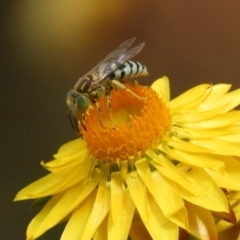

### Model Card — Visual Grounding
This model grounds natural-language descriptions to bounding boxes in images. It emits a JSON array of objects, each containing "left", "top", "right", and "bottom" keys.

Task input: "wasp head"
[
  {"left": 66, "top": 90, "right": 90, "bottom": 114},
  {"left": 66, "top": 90, "right": 90, "bottom": 134}
]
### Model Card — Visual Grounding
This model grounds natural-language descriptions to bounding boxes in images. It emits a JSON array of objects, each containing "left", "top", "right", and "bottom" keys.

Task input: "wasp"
[{"left": 66, "top": 37, "right": 148, "bottom": 134}]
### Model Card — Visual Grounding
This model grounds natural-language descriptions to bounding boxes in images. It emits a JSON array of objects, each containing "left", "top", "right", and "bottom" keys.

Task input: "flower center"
[{"left": 81, "top": 82, "right": 172, "bottom": 163}]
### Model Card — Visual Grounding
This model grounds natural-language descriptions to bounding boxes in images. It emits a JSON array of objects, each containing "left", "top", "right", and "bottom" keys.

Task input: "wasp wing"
[
  {"left": 98, "top": 41, "right": 145, "bottom": 81},
  {"left": 73, "top": 38, "right": 145, "bottom": 89},
  {"left": 94, "top": 37, "right": 136, "bottom": 70}
]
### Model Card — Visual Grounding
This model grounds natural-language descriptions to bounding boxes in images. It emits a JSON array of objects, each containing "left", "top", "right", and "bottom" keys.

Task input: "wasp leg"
[
  {"left": 93, "top": 100, "right": 104, "bottom": 127},
  {"left": 106, "top": 92, "right": 115, "bottom": 129},
  {"left": 111, "top": 80, "right": 148, "bottom": 100},
  {"left": 67, "top": 110, "right": 86, "bottom": 138},
  {"left": 80, "top": 115, "right": 87, "bottom": 131}
]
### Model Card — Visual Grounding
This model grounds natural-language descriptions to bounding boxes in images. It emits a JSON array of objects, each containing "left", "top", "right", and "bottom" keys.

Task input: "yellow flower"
[{"left": 15, "top": 77, "right": 240, "bottom": 240}]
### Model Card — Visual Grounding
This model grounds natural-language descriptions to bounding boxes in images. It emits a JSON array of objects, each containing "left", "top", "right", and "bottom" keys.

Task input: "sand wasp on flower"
[{"left": 66, "top": 37, "right": 149, "bottom": 135}]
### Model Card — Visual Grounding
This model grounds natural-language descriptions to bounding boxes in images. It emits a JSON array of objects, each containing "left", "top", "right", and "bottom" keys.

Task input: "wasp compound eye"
[{"left": 76, "top": 94, "right": 90, "bottom": 112}]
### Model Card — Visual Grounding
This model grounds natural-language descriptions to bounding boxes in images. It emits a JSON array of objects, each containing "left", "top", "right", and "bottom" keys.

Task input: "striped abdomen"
[{"left": 107, "top": 60, "right": 148, "bottom": 80}]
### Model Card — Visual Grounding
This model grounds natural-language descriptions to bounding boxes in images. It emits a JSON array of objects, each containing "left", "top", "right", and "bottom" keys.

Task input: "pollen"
[{"left": 81, "top": 82, "right": 172, "bottom": 163}]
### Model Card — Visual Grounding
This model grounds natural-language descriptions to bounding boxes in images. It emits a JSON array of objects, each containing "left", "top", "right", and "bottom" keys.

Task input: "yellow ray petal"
[
  {"left": 135, "top": 159, "right": 188, "bottom": 230},
  {"left": 27, "top": 169, "right": 101, "bottom": 239},
  {"left": 216, "top": 133, "right": 240, "bottom": 143},
  {"left": 181, "top": 111, "right": 240, "bottom": 129},
  {"left": 174, "top": 104, "right": 227, "bottom": 123},
  {"left": 81, "top": 165, "right": 110, "bottom": 240},
  {"left": 108, "top": 188, "right": 135, "bottom": 240},
  {"left": 205, "top": 156, "right": 240, "bottom": 190},
  {"left": 199, "top": 88, "right": 240, "bottom": 113},
  {"left": 151, "top": 76, "right": 170, "bottom": 102},
  {"left": 161, "top": 143, "right": 225, "bottom": 174},
  {"left": 225, "top": 123, "right": 240, "bottom": 132},
  {"left": 217, "top": 221, "right": 240, "bottom": 240},
  {"left": 93, "top": 216, "right": 108, "bottom": 240},
  {"left": 146, "top": 150, "right": 192, "bottom": 191},
  {"left": 60, "top": 189, "right": 97, "bottom": 240},
  {"left": 127, "top": 172, "right": 178, "bottom": 240},
  {"left": 26, "top": 191, "right": 65, "bottom": 240},
  {"left": 202, "top": 84, "right": 232, "bottom": 103},
  {"left": 110, "top": 172, "right": 124, "bottom": 222},
  {"left": 212, "top": 194, "right": 237, "bottom": 224},
  {"left": 191, "top": 138, "right": 240, "bottom": 156},
  {"left": 14, "top": 167, "right": 86, "bottom": 200},
  {"left": 227, "top": 197, "right": 240, "bottom": 221},
  {"left": 227, "top": 191, "right": 240, "bottom": 201},
  {"left": 177, "top": 165, "right": 228, "bottom": 212},
  {"left": 41, "top": 147, "right": 90, "bottom": 173},
  {"left": 53, "top": 138, "right": 86, "bottom": 159},
  {"left": 185, "top": 201, "right": 218, "bottom": 240},
  {"left": 169, "top": 84, "right": 210, "bottom": 110},
  {"left": 166, "top": 137, "right": 212, "bottom": 153},
  {"left": 129, "top": 211, "right": 152, "bottom": 240},
  {"left": 172, "top": 126, "right": 239, "bottom": 139},
  {"left": 119, "top": 159, "right": 129, "bottom": 182}
]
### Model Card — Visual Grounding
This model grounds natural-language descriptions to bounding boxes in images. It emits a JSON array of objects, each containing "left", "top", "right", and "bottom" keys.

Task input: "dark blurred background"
[{"left": 1, "top": 0, "right": 240, "bottom": 239}]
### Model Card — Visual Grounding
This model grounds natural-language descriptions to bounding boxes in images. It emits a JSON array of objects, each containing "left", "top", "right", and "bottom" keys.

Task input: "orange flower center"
[{"left": 81, "top": 82, "right": 172, "bottom": 163}]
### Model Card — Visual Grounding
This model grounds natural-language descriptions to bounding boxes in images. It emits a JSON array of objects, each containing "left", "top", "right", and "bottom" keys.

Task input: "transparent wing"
[
  {"left": 98, "top": 41, "right": 145, "bottom": 80},
  {"left": 73, "top": 38, "right": 145, "bottom": 89},
  {"left": 94, "top": 37, "right": 136, "bottom": 69}
]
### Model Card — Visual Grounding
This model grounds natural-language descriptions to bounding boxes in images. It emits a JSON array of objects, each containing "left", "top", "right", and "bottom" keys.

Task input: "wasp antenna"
[{"left": 67, "top": 110, "right": 80, "bottom": 134}]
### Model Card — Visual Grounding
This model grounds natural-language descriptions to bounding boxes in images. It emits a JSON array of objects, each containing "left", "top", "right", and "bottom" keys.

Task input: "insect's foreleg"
[{"left": 111, "top": 80, "right": 148, "bottom": 100}]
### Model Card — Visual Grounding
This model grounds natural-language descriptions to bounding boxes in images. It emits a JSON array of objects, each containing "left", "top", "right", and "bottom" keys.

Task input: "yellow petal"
[
  {"left": 108, "top": 188, "right": 135, "bottom": 240},
  {"left": 199, "top": 88, "right": 240, "bottom": 113},
  {"left": 216, "top": 133, "right": 240, "bottom": 143},
  {"left": 135, "top": 159, "right": 188, "bottom": 230},
  {"left": 120, "top": 160, "right": 129, "bottom": 182},
  {"left": 202, "top": 84, "right": 232, "bottom": 103},
  {"left": 27, "top": 169, "right": 101, "bottom": 239},
  {"left": 205, "top": 156, "right": 240, "bottom": 190},
  {"left": 41, "top": 147, "right": 90, "bottom": 173},
  {"left": 60, "top": 189, "right": 97, "bottom": 240},
  {"left": 151, "top": 76, "right": 170, "bottom": 102},
  {"left": 217, "top": 222, "right": 240, "bottom": 240},
  {"left": 129, "top": 211, "right": 152, "bottom": 240},
  {"left": 212, "top": 194, "right": 237, "bottom": 224},
  {"left": 166, "top": 137, "right": 212, "bottom": 153},
  {"left": 53, "top": 138, "right": 86, "bottom": 159},
  {"left": 81, "top": 165, "right": 110, "bottom": 240},
  {"left": 169, "top": 84, "right": 210, "bottom": 110},
  {"left": 110, "top": 172, "right": 125, "bottom": 222},
  {"left": 93, "top": 216, "right": 108, "bottom": 240},
  {"left": 146, "top": 150, "right": 192, "bottom": 190},
  {"left": 174, "top": 104, "right": 227, "bottom": 123},
  {"left": 14, "top": 167, "right": 85, "bottom": 200},
  {"left": 217, "top": 191, "right": 240, "bottom": 240},
  {"left": 185, "top": 201, "right": 218, "bottom": 240},
  {"left": 177, "top": 165, "right": 229, "bottom": 212},
  {"left": 26, "top": 191, "right": 64, "bottom": 240},
  {"left": 127, "top": 172, "right": 178, "bottom": 240},
  {"left": 161, "top": 142, "right": 225, "bottom": 174},
  {"left": 181, "top": 111, "right": 240, "bottom": 129},
  {"left": 172, "top": 126, "right": 239, "bottom": 139},
  {"left": 192, "top": 138, "right": 240, "bottom": 156}
]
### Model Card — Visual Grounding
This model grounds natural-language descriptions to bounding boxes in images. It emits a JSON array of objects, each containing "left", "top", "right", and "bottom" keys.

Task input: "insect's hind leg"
[{"left": 111, "top": 80, "right": 148, "bottom": 100}]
